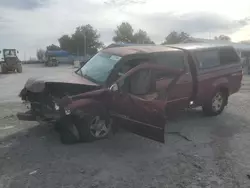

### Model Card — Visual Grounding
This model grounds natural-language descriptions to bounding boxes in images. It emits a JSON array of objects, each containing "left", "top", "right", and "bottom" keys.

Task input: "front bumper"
[
  {"left": 16, "top": 101, "right": 62, "bottom": 122},
  {"left": 16, "top": 110, "right": 61, "bottom": 122}
]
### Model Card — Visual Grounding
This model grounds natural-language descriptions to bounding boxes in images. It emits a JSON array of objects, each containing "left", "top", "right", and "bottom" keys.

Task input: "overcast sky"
[{"left": 1, "top": 0, "right": 250, "bottom": 60}]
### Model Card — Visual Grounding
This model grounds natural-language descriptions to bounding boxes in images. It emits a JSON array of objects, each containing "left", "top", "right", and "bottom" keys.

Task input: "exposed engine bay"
[{"left": 19, "top": 78, "right": 100, "bottom": 122}]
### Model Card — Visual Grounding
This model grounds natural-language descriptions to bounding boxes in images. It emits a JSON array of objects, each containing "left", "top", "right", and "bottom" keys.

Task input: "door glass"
[
  {"left": 219, "top": 47, "right": 240, "bottom": 65},
  {"left": 156, "top": 51, "right": 185, "bottom": 70},
  {"left": 195, "top": 50, "right": 220, "bottom": 69},
  {"left": 3, "top": 50, "right": 16, "bottom": 58},
  {"left": 118, "top": 58, "right": 149, "bottom": 77}
]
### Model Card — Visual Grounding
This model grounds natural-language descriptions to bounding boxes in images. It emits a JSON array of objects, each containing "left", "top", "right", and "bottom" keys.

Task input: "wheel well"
[
  {"left": 219, "top": 87, "right": 229, "bottom": 105},
  {"left": 219, "top": 87, "right": 229, "bottom": 95}
]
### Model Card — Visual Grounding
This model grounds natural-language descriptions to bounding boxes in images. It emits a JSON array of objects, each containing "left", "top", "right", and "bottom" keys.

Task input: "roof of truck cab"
[
  {"left": 101, "top": 45, "right": 182, "bottom": 56},
  {"left": 165, "top": 43, "right": 234, "bottom": 51}
]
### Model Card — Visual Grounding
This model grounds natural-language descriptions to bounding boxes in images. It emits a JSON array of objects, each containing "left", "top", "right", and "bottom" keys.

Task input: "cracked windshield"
[{"left": 0, "top": 0, "right": 250, "bottom": 187}]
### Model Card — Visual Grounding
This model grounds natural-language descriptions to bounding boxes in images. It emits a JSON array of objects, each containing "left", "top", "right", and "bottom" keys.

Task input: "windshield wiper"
[
  {"left": 75, "top": 68, "right": 83, "bottom": 77},
  {"left": 79, "top": 69, "right": 84, "bottom": 77}
]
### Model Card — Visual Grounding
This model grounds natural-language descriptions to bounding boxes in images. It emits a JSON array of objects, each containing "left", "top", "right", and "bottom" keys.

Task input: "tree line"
[{"left": 37, "top": 22, "right": 231, "bottom": 60}]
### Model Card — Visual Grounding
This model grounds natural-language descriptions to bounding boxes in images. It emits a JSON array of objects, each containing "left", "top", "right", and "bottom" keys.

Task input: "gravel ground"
[{"left": 1, "top": 64, "right": 250, "bottom": 188}]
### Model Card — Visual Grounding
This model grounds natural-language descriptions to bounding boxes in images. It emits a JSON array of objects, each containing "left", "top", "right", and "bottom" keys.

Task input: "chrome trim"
[
  {"left": 110, "top": 112, "right": 163, "bottom": 130},
  {"left": 167, "top": 97, "right": 189, "bottom": 103}
]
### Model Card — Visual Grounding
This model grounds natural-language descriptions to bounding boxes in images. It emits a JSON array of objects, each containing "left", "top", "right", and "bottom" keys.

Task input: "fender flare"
[
  {"left": 203, "top": 78, "right": 229, "bottom": 104},
  {"left": 212, "top": 78, "right": 229, "bottom": 96}
]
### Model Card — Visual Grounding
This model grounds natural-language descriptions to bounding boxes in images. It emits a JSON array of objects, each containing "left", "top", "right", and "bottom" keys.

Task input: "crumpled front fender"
[
  {"left": 67, "top": 99, "right": 108, "bottom": 118},
  {"left": 24, "top": 77, "right": 46, "bottom": 93}
]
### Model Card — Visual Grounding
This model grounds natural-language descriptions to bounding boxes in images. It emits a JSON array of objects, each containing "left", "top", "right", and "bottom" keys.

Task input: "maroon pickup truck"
[{"left": 17, "top": 43, "right": 242, "bottom": 144}]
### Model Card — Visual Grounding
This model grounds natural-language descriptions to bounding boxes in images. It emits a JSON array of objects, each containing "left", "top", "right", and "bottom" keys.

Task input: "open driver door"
[{"left": 109, "top": 63, "right": 184, "bottom": 143}]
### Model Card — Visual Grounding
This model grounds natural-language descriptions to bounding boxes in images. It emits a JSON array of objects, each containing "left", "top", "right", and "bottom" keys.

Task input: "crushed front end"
[
  {"left": 17, "top": 87, "right": 65, "bottom": 123},
  {"left": 16, "top": 76, "right": 100, "bottom": 123}
]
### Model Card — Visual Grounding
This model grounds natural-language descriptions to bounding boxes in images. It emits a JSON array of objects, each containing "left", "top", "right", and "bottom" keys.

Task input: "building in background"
[
  {"left": 45, "top": 50, "right": 91, "bottom": 65},
  {"left": 45, "top": 50, "right": 72, "bottom": 64}
]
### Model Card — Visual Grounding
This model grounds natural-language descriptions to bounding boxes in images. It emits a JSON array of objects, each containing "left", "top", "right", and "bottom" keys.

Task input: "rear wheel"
[
  {"left": 47, "top": 61, "right": 52, "bottom": 67},
  {"left": 16, "top": 63, "right": 22, "bottom": 73},
  {"left": 53, "top": 61, "right": 58, "bottom": 66},
  {"left": 1, "top": 64, "right": 7, "bottom": 73},
  {"left": 202, "top": 90, "right": 228, "bottom": 116}
]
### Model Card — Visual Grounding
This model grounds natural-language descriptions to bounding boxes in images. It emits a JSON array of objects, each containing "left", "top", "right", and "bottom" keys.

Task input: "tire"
[
  {"left": 47, "top": 61, "right": 52, "bottom": 67},
  {"left": 54, "top": 121, "right": 61, "bottom": 132},
  {"left": 16, "top": 63, "right": 22, "bottom": 73},
  {"left": 75, "top": 113, "right": 112, "bottom": 142},
  {"left": 59, "top": 112, "right": 112, "bottom": 144},
  {"left": 202, "top": 90, "right": 228, "bottom": 116},
  {"left": 59, "top": 117, "right": 80, "bottom": 145},
  {"left": 1, "top": 64, "right": 7, "bottom": 73},
  {"left": 60, "top": 127, "right": 79, "bottom": 144}
]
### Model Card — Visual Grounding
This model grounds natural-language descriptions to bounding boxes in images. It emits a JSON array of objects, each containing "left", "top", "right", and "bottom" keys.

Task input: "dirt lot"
[{"left": 1, "top": 64, "right": 250, "bottom": 188}]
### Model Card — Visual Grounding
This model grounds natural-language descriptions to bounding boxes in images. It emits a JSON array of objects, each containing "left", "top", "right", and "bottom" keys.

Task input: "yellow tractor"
[{"left": 0, "top": 49, "right": 22, "bottom": 73}]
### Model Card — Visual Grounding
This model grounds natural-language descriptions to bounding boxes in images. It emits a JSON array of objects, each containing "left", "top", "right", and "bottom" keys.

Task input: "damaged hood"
[{"left": 24, "top": 73, "right": 98, "bottom": 93}]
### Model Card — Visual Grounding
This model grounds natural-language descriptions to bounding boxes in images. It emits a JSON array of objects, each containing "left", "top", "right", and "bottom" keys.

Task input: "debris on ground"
[
  {"left": 0, "top": 114, "right": 15, "bottom": 120},
  {"left": 168, "top": 131, "right": 192, "bottom": 141},
  {"left": 29, "top": 170, "right": 38, "bottom": 175}
]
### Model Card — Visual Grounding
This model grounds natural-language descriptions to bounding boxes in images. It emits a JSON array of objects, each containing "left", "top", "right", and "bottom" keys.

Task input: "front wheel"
[
  {"left": 59, "top": 114, "right": 112, "bottom": 144},
  {"left": 47, "top": 61, "right": 52, "bottom": 67},
  {"left": 60, "top": 122, "right": 80, "bottom": 144},
  {"left": 76, "top": 115, "right": 113, "bottom": 142},
  {"left": 202, "top": 91, "right": 228, "bottom": 116},
  {"left": 16, "top": 63, "right": 22, "bottom": 73},
  {"left": 1, "top": 64, "right": 7, "bottom": 73}
]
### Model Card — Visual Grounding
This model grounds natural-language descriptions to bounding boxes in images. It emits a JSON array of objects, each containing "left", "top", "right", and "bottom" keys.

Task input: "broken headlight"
[
  {"left": 54, "top": 103, "right": 60, "bottom": 111},
  {"left": 64, "top": 108, "right": 71, "bottom": 115}
]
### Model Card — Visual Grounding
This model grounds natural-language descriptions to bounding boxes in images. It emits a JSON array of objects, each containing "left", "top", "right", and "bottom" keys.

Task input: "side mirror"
[
  {"left": 109, "top": 83, "right": 119, "bottom": 92},
  {"left": 17, "top": 51, "right": 19, "bottom": 53}
]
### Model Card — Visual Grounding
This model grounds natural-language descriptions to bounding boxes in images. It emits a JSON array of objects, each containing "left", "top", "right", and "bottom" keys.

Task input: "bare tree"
[{"left": 36, "top": 49, "right": 45, "bottom": 61}]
